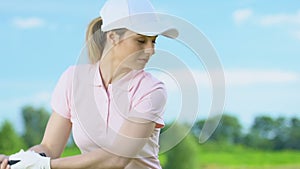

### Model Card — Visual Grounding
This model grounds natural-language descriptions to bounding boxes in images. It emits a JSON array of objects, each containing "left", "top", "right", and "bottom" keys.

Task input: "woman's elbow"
[{"left": 119, "top": 157, "right": 131, "bottom": 168}]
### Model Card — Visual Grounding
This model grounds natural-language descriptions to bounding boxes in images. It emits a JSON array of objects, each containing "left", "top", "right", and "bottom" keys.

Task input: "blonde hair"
[
  {"left": 86, "top": 17, "right": 128, "bottom": 64},
  {"left": 86, "top": 17, "right": 107, "bottom": 64}
]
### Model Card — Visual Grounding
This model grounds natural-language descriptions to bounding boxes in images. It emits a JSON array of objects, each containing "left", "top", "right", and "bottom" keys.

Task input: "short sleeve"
[
  {"left": 129, "top": 82, "right": 167, "bottom": 128},
  {"left": 50, "top": 67, "right": 74, "bottom": 119}
]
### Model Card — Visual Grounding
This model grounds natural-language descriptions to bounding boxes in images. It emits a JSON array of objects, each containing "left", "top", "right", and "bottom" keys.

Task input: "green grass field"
[
  {"left": 196, "top": 150, "right": 300, "bottom": 169},
  {"left": 192, "top": 143, "right": 300, "bottom": 168},
  {"left": 61, "top": 145, "right": 300, "bottom": 169}
]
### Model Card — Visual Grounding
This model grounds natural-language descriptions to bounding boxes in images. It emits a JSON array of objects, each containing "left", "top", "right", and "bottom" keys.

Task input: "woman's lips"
[{"left": 137, "top": 58, "right": 149, "bottom": 63}]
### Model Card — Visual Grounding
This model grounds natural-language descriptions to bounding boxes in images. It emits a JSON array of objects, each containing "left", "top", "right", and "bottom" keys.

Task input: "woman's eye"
[
  {"left": 137, "top": 39, "right": 145, "bottom": 44},
  {"left": 137, "top": 38, "right": 156, "bottom": 44}
]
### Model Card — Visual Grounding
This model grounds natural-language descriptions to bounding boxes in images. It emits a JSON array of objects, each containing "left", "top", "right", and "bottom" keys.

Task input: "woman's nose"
[{"left": 144, "top": 42, "right": 155, "bottom": 55}]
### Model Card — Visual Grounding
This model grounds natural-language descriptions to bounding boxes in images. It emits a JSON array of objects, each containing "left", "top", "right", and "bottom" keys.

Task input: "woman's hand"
[
  {"left": 0, "top": 154, "right": 10, "bottom": 169},
  {"left": 9, "top": 150, "right": 50, "bottom": 169}
]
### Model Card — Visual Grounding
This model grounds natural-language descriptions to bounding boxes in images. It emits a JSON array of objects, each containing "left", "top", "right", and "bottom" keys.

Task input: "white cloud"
[
  {"left": 233, "top": 9, "right": 300, "bottom": 29},
  {"left": 155, "top": 69, "right": 299, "bottom": 88},
  {"left": 192, "top": 69, "right": 299, "bottom": 87},
  {"left": 225, "top": 70, "right": 299, "bottom": 86},
  {"left": 260, "top": 10, "right": 300, "bottom": 26},
  {"left": 233, "top": 9, "right": 253, "bottom": 25},
  {"left": 0, "top": 91, "right": 52, "bottom": 133},
  {"left": 29, "top": 91, "right": 52, "bottom": 106},
  {"left": 12, "top": 17, "right": 45, "bottom": 29},
  {"left": 0, "top": 91, "right": 52, "bottom": 110}
]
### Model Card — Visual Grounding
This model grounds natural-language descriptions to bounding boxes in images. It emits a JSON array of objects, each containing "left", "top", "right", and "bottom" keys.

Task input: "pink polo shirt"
[{"left": 51, "top": 62, "right": 166, "bottom": 169}]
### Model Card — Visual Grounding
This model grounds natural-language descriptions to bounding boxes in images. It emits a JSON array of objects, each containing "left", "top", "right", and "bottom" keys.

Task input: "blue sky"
[{"left": 0, "top": 0, "right": 300, "bottom": 132}]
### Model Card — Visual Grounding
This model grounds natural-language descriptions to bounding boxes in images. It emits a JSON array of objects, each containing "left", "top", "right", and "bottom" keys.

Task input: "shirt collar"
[
  {"left": 93, "top": 61, "right": 143, "bottom": 91},
  {"left": 93, "top": 61, "right": 104, "bottom": 87}
]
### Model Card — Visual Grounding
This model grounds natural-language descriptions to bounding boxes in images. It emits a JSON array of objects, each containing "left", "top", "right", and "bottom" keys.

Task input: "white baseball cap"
[{"left": 100, "top": 0, "right": 179, "bottom": 39}]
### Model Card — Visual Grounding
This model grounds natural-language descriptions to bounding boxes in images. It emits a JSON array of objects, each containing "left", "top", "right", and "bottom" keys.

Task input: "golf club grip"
[
  {"left": 2, "top": 152, "right": 46, "bottom": 166},
  {"left": 8, "top": 160, "right": 20, "bottom": 165}
]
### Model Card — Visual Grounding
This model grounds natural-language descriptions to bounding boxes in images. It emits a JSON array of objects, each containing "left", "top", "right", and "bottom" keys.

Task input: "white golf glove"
[{"left": 9, "top": 150, "right": 50, "bottom": 169}]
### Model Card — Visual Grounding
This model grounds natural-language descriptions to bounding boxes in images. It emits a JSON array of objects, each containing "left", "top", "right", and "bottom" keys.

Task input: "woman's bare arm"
[
  {"left": 49, "top": 116, "right": 156, "bottom": 169},
  {"left": 30, "top": 112, "right": 72, "bottom": 159}
]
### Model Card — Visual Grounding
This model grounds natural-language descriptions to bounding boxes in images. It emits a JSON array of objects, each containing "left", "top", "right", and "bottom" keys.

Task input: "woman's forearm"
[{"left": 50, "top": 148, "right": 130, "bottom": 169}]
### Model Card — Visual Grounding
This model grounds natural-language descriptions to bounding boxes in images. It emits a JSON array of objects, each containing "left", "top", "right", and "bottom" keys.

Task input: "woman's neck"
[{"left": 99, "top": 54, "right": 131, "bottom": 89}]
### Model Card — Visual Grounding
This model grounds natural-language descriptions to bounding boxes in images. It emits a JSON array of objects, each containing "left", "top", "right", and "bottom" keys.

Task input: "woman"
[{"left": 0, "top": 0, "right": 178, "bottom": 168}]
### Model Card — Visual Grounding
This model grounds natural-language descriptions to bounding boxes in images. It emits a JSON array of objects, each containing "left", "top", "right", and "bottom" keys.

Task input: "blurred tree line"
[
  {"left": 0, "top": 105, "right": 300, "bottom": 168},
  {"left": 192, "top": 114, "right": 300, "bottom": 151},
  {"left": 162, "top": 114, "right": 300, "bottom": 168},
  {"left": 0, "top": 105, "right": 49, "bottom": 154}
]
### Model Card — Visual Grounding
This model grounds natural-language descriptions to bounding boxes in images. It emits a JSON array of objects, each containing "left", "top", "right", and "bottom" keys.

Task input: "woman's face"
[{"left": 114, "top": 30, "right": 157, "bottom": 70}]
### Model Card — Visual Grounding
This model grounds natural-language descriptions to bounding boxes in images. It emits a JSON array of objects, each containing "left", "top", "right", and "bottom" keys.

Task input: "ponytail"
[{"left": 86, "top": 17, "right": 107, "bottom": 64}]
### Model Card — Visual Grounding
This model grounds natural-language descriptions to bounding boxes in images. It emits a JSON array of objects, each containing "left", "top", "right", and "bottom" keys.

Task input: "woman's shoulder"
[{"left": 130, "top": 70, "right": 166, "bottom": 90}]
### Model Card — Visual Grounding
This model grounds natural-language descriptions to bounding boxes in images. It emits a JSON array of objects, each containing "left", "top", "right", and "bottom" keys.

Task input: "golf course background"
[
  {"left": 61, "top": 143, "right": 300, "bottom": 169},
  {"left": 1, "top": 105, "right": 300, "bottom": 169}
]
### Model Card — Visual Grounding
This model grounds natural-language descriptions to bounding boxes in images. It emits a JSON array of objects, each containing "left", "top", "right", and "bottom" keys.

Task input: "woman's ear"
[{"left": 106, "top": 31, "right": 120, "bottom": 45}]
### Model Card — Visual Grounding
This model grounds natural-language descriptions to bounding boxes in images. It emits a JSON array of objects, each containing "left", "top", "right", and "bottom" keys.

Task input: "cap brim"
[
  {"left": 126, "top": 23, "right": 179, "bottom": 39},
  {"left": 102, "top": 13, "right": 179, "bottom": 39}
]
